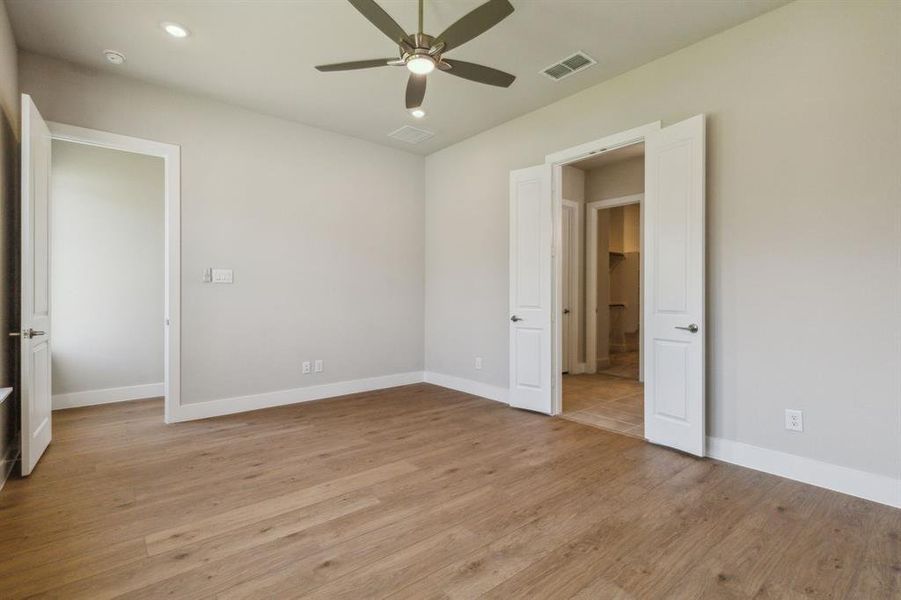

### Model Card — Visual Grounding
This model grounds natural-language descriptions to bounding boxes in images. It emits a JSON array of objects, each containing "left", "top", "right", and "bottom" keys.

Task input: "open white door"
[
  {"left": 644, "top": 114, "right": 706, "bottom": 456},
  {"left": 509, "top": 164, "right": 553, "bottom": 414},
  {"left": 20, "top": 94, "right": 52, "bottom": 475}
]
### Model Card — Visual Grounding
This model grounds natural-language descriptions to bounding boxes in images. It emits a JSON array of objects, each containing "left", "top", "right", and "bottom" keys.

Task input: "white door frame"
[
  {"left": 585, "top": 193, "right": 644, "bottom": 379},
  {"left": 47, "top": 122, "right": 181, "bottom": 424},
  {"left": 561, "top": 198, "right": 581, "bottom": 374},
  {"left": 545, "top": 121, "right": 661, "bottom": 416}
]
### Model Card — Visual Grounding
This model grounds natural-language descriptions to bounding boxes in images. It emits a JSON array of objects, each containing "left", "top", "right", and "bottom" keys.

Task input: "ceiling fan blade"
[
  {"left": 315, "top": 58, "right": 396, "bottom": 72},
  {"left": 442, "top": 59, "right": 515, "bottom": 87},
  {"left": 347, "top": 0, "right": 411, "bottom": 46},
  {"left": 436, "top": 0, "right": 514, "bottom": 52},
  {"left": 406, "top": 73, "right": 427, "bottom": 109}
]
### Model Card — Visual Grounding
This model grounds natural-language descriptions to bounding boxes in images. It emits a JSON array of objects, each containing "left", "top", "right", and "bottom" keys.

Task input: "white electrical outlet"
[
  {"left": 302, "top": 361, "right": 311, "bottom": 374},
  {"left": 785, "top": 409, "right": 803, "bottom": 432},
  {"left": 314, "top": 360, "right": 323, "bottom": 373},
  {"left": 475, "top": 357, "right": 482, "bottom": 370}
]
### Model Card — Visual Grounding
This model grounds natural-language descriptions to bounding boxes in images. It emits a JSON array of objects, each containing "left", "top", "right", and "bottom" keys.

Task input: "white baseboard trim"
[
  {"left": 168, "top": 371, "right": 425, "bottom": 423},
  {"left": 53, "top": 382, "right": 164, "bottom": 410},
  {"left": 423, "top": 371, "right": 509, "bottom": 404},
  {"left": 707, "top": 436, "right": 901, "bottom": 509}
]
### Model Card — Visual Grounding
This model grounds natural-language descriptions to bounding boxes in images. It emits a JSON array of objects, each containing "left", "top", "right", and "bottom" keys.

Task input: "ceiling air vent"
[
  {"left": 541, "top": 51, "right": 596, "bottom": 81},
  {"left": 388, "top": 125, "right": 435, "bottom": 144}
]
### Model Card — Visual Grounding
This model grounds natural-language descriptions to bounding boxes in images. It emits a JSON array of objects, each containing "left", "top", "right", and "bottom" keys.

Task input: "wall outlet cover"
[
  {"left": 785, "top": 409, "right": 803, "bottom": 432},
  {"left": 302, "top": 361, "right": 311, "bottom": 374}
]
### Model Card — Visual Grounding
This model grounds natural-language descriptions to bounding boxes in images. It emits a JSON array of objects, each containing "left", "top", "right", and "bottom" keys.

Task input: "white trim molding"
[
  {"left": 168, "top": 372, "right": 424, "bottom": 422},
  {"left": 423, "top": 372, "right": 509, "bottom": 404},
  {"left": 168, "top": 371, "right": 511, "bottom": 423},
  {"left": 53, "top": 383, "right": 164, "bottom": 410},
  {"left": 707, "top": 436, "right": 901, "bottom": 509}
]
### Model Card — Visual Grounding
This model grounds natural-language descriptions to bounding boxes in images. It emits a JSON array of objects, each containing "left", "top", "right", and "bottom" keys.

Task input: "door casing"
[
  {"left": 47, "top": 122, "right": 182, "bottom": 424},
  {"left": 560, "top": 199, "right": 581, "bottom": 375}
]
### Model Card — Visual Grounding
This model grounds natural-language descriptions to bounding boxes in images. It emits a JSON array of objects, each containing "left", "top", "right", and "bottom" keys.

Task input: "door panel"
[
  {"left": 515, "top": 181, "right": 542, "bottom": 307},
  {"left": 514, "top": 328, "right": 543, "bottom": 388},
  {"left": 644, "top": 114, "right": 705, "bottom": 456},
  {"left": 21, "top": 93, "right": 53, "bottom": 476},
  {"left": 509, "top": 164, "right": 552, "bottom": 414}
]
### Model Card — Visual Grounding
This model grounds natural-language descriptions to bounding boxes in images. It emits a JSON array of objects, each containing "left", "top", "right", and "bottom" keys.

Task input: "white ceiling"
[{"left": 6, "top": 0, "right": 787, "bottom": 155}]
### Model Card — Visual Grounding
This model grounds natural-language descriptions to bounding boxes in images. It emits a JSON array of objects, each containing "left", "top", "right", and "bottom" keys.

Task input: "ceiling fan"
[{"left": 316, "top": 0, "right": 516, "bottom": 111}]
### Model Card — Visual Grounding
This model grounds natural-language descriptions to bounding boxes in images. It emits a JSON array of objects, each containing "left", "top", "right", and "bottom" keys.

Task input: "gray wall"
[
  {"left": 21, "top": 52, "right": 425, "bottom": 405},
  {"left": 586, "top": 157, "right": 644, "bottom": 204},
  {"left": 0, "top": 4, "right": 18, "bottom": 487},
  {"left": 424, "top": 0, "right": 901, "bottom": 478},
  {"left": 51, "top": 140, "right": 164, "bottom": 395}
]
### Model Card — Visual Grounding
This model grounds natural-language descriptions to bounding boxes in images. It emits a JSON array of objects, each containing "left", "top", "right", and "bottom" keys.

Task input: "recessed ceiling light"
[
  {"left": 161, "top": 22, "right": 190, "bottom": 38},
  {"left": 410, "top": 109, "right": 426, "bottom": 119},
  {"left": 103, "top": 49, "right": 126, "bottom": 65}
]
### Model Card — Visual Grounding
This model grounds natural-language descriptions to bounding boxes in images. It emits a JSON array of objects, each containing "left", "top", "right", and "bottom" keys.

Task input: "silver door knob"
[
  {"left": 510, "top": 315, "right": 524, "bottom": 322},
  {"left": 674, "top": 324, "right": 699, "bottom": 333},
  {"left": 23, "top": 328, "right": 46, "bottom": 339}
]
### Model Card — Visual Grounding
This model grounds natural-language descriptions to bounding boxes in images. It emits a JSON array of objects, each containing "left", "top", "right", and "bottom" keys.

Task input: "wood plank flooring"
[{"left": 0, "top": 383, "right": 898, "bottom": 599}]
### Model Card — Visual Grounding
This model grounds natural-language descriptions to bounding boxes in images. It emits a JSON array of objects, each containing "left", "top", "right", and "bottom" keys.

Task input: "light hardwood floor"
[{"left": 1, "top": 384, "right": 898, "bottom": 599}]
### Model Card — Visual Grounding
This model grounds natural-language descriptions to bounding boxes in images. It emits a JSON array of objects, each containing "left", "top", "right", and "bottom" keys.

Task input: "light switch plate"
[
  {"left": 211, "top": 268, "right": 233, "bottom": 284},
  {"left": 314, "top": 360, "right": 323, "bottom": 373}
]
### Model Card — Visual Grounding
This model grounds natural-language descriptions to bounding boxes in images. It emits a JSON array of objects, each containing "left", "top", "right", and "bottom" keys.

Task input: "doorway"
[
  {"left": 50, "top": 140, "right": 166, "bottom": 411},
  {"left": 46, "top": 123, "right": 182, "bottom": 428},
  {"left": 508, "top": 116, "right": 706, "bottom": 456},
  {"left": 18, "top": 96, "right": 182, "bottom": 476},
  {"left": 559, "top": 144, "right": 645, "bottom": 437}
]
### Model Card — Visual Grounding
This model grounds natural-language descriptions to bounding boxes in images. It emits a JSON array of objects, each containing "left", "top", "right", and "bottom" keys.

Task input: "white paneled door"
[
  {"left": 508, "top": 164, "right": 553, "bottom": 414},
  {"left": 20, "top": 94, "right": 53, "bottom": 475},
  {"left": 644, "top": 115, "right": 706, "bottom": 456}
]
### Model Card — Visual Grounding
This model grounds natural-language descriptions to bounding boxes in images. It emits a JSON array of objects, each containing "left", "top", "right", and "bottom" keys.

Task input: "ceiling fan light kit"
[
  {"left": 406, "top": 55, "right": 435, "bottom": 75},
  {"left": 316, "top": 0, "right": 516, "bottom": 111}
]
